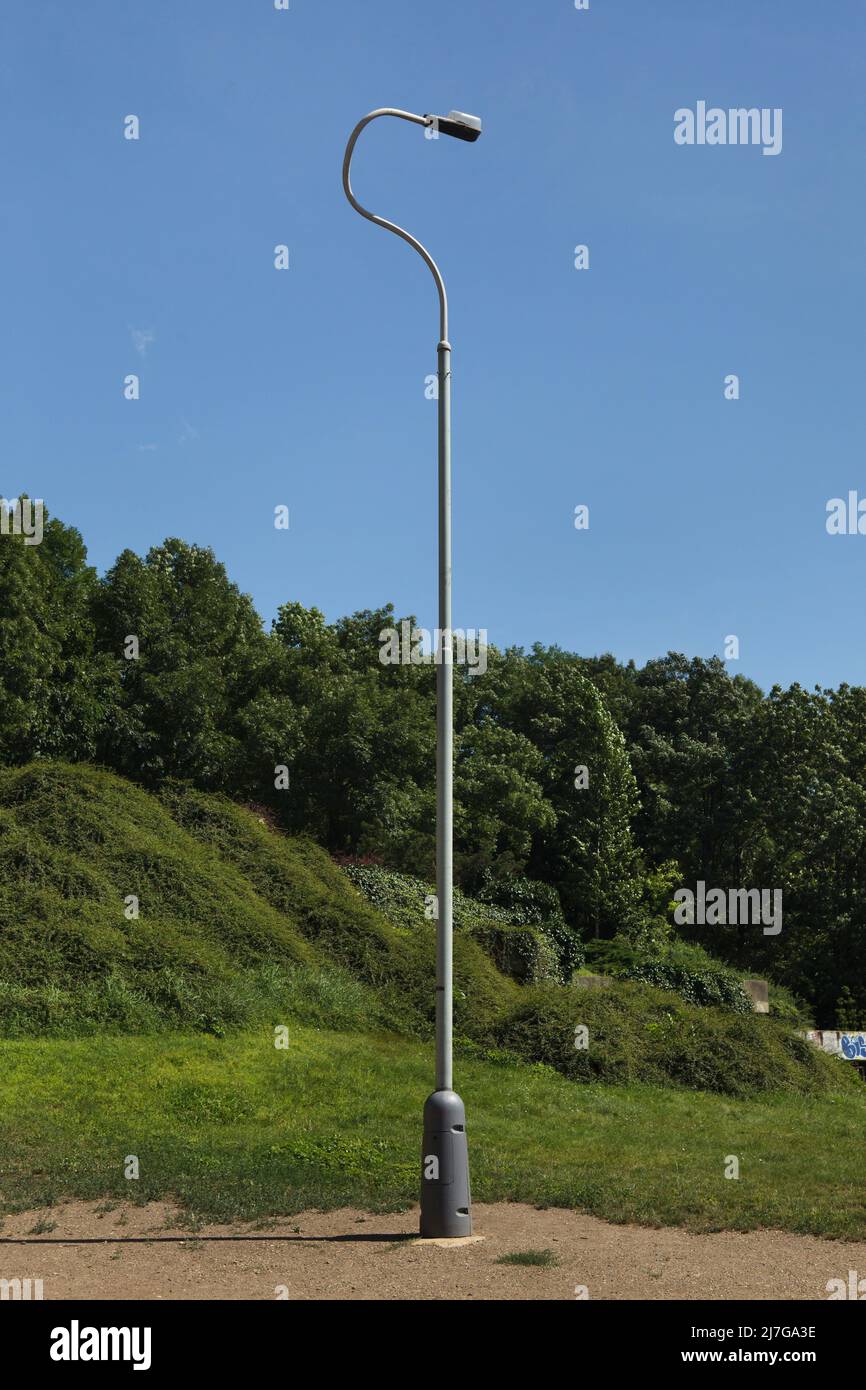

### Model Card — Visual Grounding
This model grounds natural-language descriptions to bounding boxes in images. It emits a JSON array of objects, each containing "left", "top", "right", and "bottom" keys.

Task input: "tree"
[
  {"left": 469, "top": 645, "right": 642, "bottom": 935},
  {"left": 0, "top": 504, "right": 111, "bottom": 763},
  {"left": 94, "top": 539, "right": 298, "bottom": 791}
]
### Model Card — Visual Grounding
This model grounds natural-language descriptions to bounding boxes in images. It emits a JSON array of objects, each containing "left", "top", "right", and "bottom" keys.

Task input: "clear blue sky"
[{"left": 2, "top": 0, "right": 864, "bottom": 693}]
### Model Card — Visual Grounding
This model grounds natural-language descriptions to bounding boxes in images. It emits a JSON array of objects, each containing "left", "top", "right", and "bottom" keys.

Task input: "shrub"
[
  {"left": 493, "top": 980, "right": 856, "bottom": 1097},
  {"left": 585, "top": 935, "right": 752, "bottom": 1013},
  {"left": 466, "top": 921, "right": 560, "bottom": 984},
  {"left": 475, "top": 870, "right": 584, "bottom": 980},
  {"left": 770, "top": 983, "right": 814, "bottom": 1028},
  {"left": 344, "top": 863, "right": 584, "bottom": 983},
  {"left": 476, "top": 870, "right": 563, "bottom": 925}
]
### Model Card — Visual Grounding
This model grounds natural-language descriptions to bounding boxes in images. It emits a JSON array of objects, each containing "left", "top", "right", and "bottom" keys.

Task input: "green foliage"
[
  {"left": 340, "top": 864, "right": 439, "bottom": 935},
  {"left": 834, "top": 985, "right": 861, "bottom": 1030},
  {"left": 0, "top": 506, "right": 115, "bottom": 762},
  {"left": 0, "top": 963, "right": 378, "bottom": 1040},
  {"left": 576, "top": 655, "right": 866, "bottom": 1025},
  {"left": 475, "top": 869, "right": 585, "bottom": 978},
  {"left": 461, "top": 920, "right": 561, "bottom": 985},
  {"left": 630, "top": 858, "right": 683, "bottom": 944},
  {"left": 585, "top": 936, "right": 753, "bottom": 1014},
  {"left": 343, "top": 862, "right": 582, "bottom": 983},
  {"left": 93, "top": 539, "right": 297, "bottom": 793},
  {"left": 494, "top": 980, "right": 854, "bottom": 1098},
  {"left": 769, "top": 984, "right": 814, "bottom": 1029},
  {"left": 468, "top": 647, "right": 642, "bottom": 935},
  {"left": 475, "top": 869, "right": 564, "bottom": 924},
  {"left": 157, "top": 785, "right": 515, "bottom": 1041},
  {"left": 0, "top": 763, "right": 846, "bottom": 1102}
]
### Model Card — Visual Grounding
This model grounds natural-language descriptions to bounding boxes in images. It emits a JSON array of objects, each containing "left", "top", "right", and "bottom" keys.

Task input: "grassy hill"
[
  {"left": 0, "top": 762, "right": 851, "bottom": 1100},
  {"left": 2, "top": 761, "right": 865, "bottom": 1238}
]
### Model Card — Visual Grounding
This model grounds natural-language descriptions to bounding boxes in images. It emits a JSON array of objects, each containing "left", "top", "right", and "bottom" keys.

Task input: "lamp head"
[{"left": 427, "top": 110, "right": 482, "bottom": 142}]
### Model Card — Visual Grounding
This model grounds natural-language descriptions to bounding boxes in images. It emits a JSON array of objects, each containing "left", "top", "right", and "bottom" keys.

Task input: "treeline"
[{"left": 2, "top": 507, "right": 865, "bottom": 1023}]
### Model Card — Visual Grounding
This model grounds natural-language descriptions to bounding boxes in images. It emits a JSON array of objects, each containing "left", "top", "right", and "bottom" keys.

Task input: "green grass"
[
  {"left": 1, "top": 1025, "right": 865, "bottom": 1239},
  {"left": 495, "top": 1249, "right": 560, "bottom": 1267}
]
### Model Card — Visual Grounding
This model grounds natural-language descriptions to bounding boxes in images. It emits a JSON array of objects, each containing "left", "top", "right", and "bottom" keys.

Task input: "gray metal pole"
[
  {"left": 436, "top": 337, "right": 453, "bottom": 1094},
  {"left": 421, "top": 332, "right": 471, "bottom": 1237},
  {"left": 343, "top": 109, "right": 473, "bottom": 1238}
]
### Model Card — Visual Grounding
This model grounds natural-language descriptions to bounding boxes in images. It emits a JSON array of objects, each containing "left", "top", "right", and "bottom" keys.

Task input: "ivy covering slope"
[{"left": 0, "top": 762, "right": 851, "bottom": 1100}]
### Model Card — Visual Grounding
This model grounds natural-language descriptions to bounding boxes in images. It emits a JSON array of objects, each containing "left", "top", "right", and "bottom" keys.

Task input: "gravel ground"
[{"left": 1, "top": 1202, "right": 862, "bottom": 1300}]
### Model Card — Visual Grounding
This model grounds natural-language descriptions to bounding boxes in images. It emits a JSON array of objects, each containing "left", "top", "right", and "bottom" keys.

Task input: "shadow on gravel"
[{"left": 0, "top": 1232, "right": 412, "bottom": 1245}]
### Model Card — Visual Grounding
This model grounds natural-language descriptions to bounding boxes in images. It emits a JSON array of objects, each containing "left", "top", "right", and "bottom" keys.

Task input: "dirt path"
[{"left": 0, "top": 1201, "right": 860, "bottom": 1300}]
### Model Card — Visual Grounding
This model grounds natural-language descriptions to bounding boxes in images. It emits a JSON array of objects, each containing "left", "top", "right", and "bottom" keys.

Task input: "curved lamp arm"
[{"left": 342, "top": 108, "right": 449, "bottom": 343}]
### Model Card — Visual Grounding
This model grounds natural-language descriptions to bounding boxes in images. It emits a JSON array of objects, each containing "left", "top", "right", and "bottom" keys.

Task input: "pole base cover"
[{"left": 420, "top": 1090, "right": 472, "bottom": 1238}]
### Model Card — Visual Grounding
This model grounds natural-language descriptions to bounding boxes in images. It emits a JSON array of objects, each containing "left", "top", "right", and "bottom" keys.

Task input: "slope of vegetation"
[{"left": 0, "top": 762, "right": 852, "bottom": 1101}]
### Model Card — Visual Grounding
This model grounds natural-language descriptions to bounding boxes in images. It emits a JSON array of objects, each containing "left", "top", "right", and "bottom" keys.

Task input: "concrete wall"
[
  {"left": 806, "top": 1029, "right": 866, "bottom": 1060},
  {"left": 743, "top": 979, "right": 769, "bottom": 1013}
]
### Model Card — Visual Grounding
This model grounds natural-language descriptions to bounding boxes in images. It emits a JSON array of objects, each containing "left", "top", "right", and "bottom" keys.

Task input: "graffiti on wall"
[{"left": 805, "top": 1030, "right": 866, "bottom": 1060}]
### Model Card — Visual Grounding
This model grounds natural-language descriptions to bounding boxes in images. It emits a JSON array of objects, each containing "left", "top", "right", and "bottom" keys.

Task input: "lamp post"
[{"left": 342, "top": 108, "right": 481, "bottom": 1238}]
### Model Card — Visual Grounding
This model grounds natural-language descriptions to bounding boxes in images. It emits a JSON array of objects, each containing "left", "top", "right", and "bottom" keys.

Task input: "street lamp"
[{"left": 343, "top": 107, "right": 482, "bottom": 1239}]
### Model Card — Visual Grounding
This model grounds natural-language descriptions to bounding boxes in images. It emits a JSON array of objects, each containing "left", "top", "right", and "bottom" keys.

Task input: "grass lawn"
[{"left": 1, "top": 1024, "right": 864, "bottom": 1238}]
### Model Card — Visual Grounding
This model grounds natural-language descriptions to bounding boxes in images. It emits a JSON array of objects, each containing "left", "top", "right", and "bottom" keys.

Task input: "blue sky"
[{"left": 2, "top": 0, "right": 864, "bottom": 692}]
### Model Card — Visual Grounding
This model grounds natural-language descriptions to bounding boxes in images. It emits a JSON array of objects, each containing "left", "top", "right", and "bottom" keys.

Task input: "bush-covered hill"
[{"left": 0, "top": 762, "right": 852, "bottom": 1100}]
